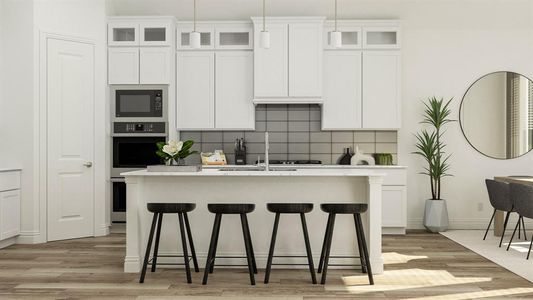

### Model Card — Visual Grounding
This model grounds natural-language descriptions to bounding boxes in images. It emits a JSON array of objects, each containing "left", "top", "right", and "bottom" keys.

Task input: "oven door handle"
[{"left": 110, "top": 177, "right": 125, "bottom": 183}]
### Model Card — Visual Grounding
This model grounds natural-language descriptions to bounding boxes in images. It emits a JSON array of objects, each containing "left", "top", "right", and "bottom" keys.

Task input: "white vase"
[{"left": 423, "top": 199, "right": 449, "bottom": 233}]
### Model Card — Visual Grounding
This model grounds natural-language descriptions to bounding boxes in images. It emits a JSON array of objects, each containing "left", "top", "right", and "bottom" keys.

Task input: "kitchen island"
[{"left": 122, "top": 168, "right": 385, "bottom": 274}]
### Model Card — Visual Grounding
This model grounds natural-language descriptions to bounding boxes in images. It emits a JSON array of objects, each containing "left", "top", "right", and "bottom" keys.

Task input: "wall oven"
[{"left": 111, "top": 120, "right": 167, "bottom": 222}]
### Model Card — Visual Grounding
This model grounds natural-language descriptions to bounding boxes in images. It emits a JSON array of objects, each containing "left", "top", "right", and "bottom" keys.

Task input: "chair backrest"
[
  {"left": 510, "top": 183, "right": 533, "bottom": 219},
  {"left": 485, "top": 179, "right": 512, "bottom": 211}
]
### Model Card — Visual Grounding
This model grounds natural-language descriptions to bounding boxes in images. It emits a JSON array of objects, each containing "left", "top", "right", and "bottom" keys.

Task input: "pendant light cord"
[
  {"left": 334, "top": 0, "right": 338, "bottom": 31},
  {"left": 194, "top": 0, "right": 197, "bottom": 32},
  {"left": 263, "top": 0, "right": 266, "bottom": 32}
]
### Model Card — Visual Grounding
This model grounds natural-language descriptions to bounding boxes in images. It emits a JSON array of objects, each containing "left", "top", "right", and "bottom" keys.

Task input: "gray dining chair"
[
  {"left": 507, "top": 183, "right": 533, "bottom": 258},
  {"left": 484, "top": 179, "right": 526, "bottom": 247}
]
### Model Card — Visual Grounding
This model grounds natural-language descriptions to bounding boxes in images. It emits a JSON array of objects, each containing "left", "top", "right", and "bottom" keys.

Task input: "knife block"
[{"left": 235, "top": 149, "right": 247, "bottom": 165}]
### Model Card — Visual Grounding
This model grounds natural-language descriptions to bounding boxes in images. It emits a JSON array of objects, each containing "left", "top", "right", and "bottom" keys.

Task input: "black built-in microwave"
[{"left": 115, "top": 89, "right": 163, "bottom": 118}]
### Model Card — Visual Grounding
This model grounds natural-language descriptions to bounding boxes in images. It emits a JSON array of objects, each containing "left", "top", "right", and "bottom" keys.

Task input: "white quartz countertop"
[
  {"left": 122, "top": 167, "right": 387, "bottom": 177},
  {"left": 204, "top": 164, "right": 407, "bottom": 169}
]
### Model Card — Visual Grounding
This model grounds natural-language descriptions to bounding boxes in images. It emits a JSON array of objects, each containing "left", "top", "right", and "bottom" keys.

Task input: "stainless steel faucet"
[{"left": 264, "top": 132, "right": 270, "bottom": 171}]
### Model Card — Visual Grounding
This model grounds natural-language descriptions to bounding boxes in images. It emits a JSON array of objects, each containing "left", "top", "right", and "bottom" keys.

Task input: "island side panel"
[
  {"left": 368, "top": 175, "right": 384, "bottom": 274},
  {"left": 124, "top": 176, "right": 143, "bottom": 273}
]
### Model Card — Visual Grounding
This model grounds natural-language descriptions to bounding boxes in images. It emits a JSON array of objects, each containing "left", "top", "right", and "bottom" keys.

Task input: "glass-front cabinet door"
[
  {"left": 108, "top": 23, "right": 139, "bottom": 46},
  {"left": 215, "top": 24, "right": 253, "bottom": 49},
  {"left": 177, "top": 25, "right": 215, "bottom": 50},
  {"left": 140, "top": 22, "right": 172, "bottom": 46},
  {"left": 323, "top": 25, "right": 362, "bottom": 49},
  {"left": 363, "top": 27, "right": 401, "bottom": 49}
]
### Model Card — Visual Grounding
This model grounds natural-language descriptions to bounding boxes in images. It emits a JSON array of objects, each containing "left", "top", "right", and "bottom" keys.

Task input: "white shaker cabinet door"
[
  {"left": 381, "top": 186, "right": 407, "bottom": 228},
  {"left": 215, "top": 51, "right": 254, "bottom": 130},
  {"left": 0, "top": 189, "right": 20, "bottom": 240},
  {"left": 139, "top": 47, "right": 171, "bottom": 84},
  {"left": 254, "top": 23, "right": 288, "bottom": 98},
  {"left": 177, "top": 51, "right": 215, "bottom": 130},
  {"left": 288, "top": 22, "right": 323, "bottom": 97},
  {"left": 108, "top": 47, "right": 139, "bottom": 84},
  {"left": 322, "top": 51, "right": 362, "bottom": 130},
  {"left": 362, "top": 51, "right": 401, "bottom": 129}
]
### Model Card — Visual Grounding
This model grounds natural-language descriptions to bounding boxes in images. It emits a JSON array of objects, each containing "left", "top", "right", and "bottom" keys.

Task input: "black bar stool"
[
  {"left": 202, "top": 203, "right": 257, "bottom": 285},
  {"left": 264, "top": 203, "right": 317, "bottom": 284},
  {"left": 139, "top": 203, "right": 199, "bottom": 284},
  {"left": 317, "top": 203, "right": 373, "bottom": 285}
]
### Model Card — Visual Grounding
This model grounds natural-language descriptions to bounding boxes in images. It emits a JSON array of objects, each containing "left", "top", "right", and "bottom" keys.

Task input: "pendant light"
[
  {"left": 260, "top": 0, "right": 270, "bottom": 49},
  {"left": 331, "top": 0, "right": 342, "bottom": 48},
  {"left": 190, "top": 0, "right": 201, "bottom": 49}
]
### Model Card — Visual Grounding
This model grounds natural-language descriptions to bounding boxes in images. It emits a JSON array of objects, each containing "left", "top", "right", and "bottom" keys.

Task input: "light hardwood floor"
[{"left": 0, "top": 232, "right": 532, "bottom": 299}]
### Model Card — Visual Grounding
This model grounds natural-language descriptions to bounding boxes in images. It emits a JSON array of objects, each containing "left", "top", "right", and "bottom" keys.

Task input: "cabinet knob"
[{"left": 83, "top": 162, "right": 93, "bottom": 168}]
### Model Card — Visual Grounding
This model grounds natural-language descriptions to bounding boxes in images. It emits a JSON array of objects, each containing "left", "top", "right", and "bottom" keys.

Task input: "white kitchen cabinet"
[
  {"left": 253, "top": 23, "right": 288, "bottom": 98},
  {"left": 252, "top": 17, "right": 324, "bottom": 102},
  {"left": 289, "top": 22, "right": 323, "bottom": 97},
  {"left": 139, "top": 47, "right": 171, "bottom": 84},
  {"left": 0, "top": 169, "right": 21, "bottom": 247},
  {"left": 322, "top": 51, "right": 362, "bottom": 130},
  {"left": 363, "top": 27, "right": 401, "bottom": 49},
  {"left": 108, "top": 47, "right": 171, "bottom": 85},
  {"left": 215, "top": 51, "right": 254, "bottom": 130},
  {"left": 140, "top": 22, "right": 172, "bottom": 46},
  {"left": 362, "top": 51, "right": 401, "bottom": 129},
  {"left": 177, "top": 52, "right": 215, "bottom": 130},
  {"left": 108, "top": 47, "right": 140, "bottom": 84},
  {"left": 382, "top": 186, "right": 407, "bottom": 229},
  {"left": 0, "top": 190, "right": 20, "bottom": 240},
  {"left": 324, "top": 24, "right": 362, "bottom": 49},
  {"left": 215, "top": 25, "right": 253, "bottom": 50},
  {"left": 108, "top": 22, "right": 139, "bottom": 46},
  {"left": 177, "top": 25, "right": 215, "bottom": 50}
]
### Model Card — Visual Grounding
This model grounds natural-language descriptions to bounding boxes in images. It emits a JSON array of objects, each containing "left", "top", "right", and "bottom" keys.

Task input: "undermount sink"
[{"left": 219, "top": 167, "right": 297, "bottom": 172}]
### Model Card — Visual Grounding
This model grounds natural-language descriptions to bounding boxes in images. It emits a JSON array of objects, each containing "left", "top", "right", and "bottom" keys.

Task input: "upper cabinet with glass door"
[
  {"left": 108, "top": 18, "right": 174, "bottom": 46},
  {"left": 323, "top": 21, "right": 362, "bottom": 49},
  {"left": 177, "top": 23, "right": 215, "bottom": 50},
  {"left": 363, "top": 26, "right": 401, "bottom": 49},
  {"left": 215, "top": 23, "right": 253, "bottom": 50}
]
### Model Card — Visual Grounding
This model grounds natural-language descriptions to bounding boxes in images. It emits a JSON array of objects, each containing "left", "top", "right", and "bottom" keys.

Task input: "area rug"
[{"left": 441, "top": 230, "right": 533, "bottom": 283}]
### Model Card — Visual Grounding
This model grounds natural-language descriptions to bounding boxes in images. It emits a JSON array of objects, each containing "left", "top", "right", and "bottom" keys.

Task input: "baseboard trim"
[{"left": 16, "top": 230, "right": 44, "bottom": 244}]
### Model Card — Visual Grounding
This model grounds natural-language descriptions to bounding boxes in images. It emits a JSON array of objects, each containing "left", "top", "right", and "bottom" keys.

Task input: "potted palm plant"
[{"left": 413, "top": 97, "right": 454, "bottom": 233}]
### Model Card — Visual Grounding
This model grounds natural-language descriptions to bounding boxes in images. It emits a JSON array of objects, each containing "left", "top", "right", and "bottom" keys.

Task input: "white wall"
[
  {"left": 0, "top": 0, "right": 37, "bottom": 241},
  {"left": 109, "top": 0, "right": 533, "bottom": 229},
  {"left": 0, "top": 0, "right": 108, "bottom": 243}
]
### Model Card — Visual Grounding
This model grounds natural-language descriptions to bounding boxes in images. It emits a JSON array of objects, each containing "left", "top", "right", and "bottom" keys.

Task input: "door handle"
[{"left": 83, "top": 162, "right": 93, "bottom": 168}]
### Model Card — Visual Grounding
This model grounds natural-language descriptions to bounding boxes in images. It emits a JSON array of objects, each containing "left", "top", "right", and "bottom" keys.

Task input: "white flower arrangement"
[{"left": 156, "top": 140, "right": 197, "bottom": 165}]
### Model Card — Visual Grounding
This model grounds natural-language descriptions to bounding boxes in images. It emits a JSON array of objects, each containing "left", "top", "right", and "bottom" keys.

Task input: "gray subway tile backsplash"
[{"left": 181, "top": 104, "right": 398, "bottom": 165}]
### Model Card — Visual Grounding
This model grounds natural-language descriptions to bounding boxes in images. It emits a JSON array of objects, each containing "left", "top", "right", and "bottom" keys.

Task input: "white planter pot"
[{"left": 423, "top": 199, "right": 449, "bottom": 233}]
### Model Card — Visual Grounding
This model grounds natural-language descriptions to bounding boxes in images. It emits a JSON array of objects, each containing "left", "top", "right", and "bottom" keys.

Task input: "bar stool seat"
[
  {"left": 318, "top": 202, "right": 373, "bottom": 285},
  {"left": 139, "top": 202, "right": 199, "bottom": 284},
  {"left": 267, "top": 203, "right": 313, "bottom": 214},
  {"left": 203, "top": 203, "right": 257, "bottom": 285},
  {"left": 208, "top": 203, "right": 255, "bottom": 214},
  {"left": 321, "top": 203, "right": 367, "bottom": 214},
  {"left": 147, "top": 203, "right": 196, "bottom": 213}
]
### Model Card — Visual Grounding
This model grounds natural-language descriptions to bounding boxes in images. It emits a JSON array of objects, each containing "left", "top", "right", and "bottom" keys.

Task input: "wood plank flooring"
[{"left": 0, "top": 232, "right": 532, "bottom": 299}]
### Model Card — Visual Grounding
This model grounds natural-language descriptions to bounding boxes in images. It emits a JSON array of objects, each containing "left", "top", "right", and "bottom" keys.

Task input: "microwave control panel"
[{"left": 114, "top": 122, "right": 166, "bottom": 134}]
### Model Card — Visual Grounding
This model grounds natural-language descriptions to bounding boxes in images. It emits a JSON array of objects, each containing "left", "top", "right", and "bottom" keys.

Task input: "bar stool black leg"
[
  {"left": 151, "top": 213, "right": 163, "bottom": 272},
  {"left": 320, "top": 213, "right": 336, "bottom": 285},
  {"left": 183, "top": 213, "right": 199, "bottom": 272},
  {"left": 317, "top": 214, "right": 332, "bottom": 274},
  {"left": 243, "top": 215, "right": 258, "bottom": 274},
  {"left": 354, "top": 214, "right": 367, "bottom": 274},
  {"left": 240, "top": 213, "right": 256, "bottom": 285},
  {"left": 209, "top": 214, "right": 222, "bottom": 274},
  {"left": 178, "top": 213, "right": 192, "bottom": 284},
  {"left": 300, "top": 213, "right": 317, "bottom": 284},
  {"left": 202, "top": 213, "right": 221, "bottom": 285},
  {"left": 139, "top": 213, "right": 158, "bottom": 283},
  {"left": 264, "top": 212, "right": 280, "bottom": 284},
  {"left": 355, "top": 214, "right": 373, "bottom": 285}
]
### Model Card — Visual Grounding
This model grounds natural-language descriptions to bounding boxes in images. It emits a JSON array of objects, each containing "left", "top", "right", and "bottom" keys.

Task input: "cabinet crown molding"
[{"left": 251, "top": 16, "right": 326, "bottom": 24}]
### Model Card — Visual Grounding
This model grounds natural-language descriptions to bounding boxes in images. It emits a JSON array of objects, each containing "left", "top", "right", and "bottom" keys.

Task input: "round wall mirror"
[{"left": 460, "top": 71, "right": 533, "bottom": 159}]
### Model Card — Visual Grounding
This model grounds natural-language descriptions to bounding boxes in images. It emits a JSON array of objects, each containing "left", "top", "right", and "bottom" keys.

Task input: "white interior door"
[{"left": 47, "top": 38, "right": 95, "bottom": 241}]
